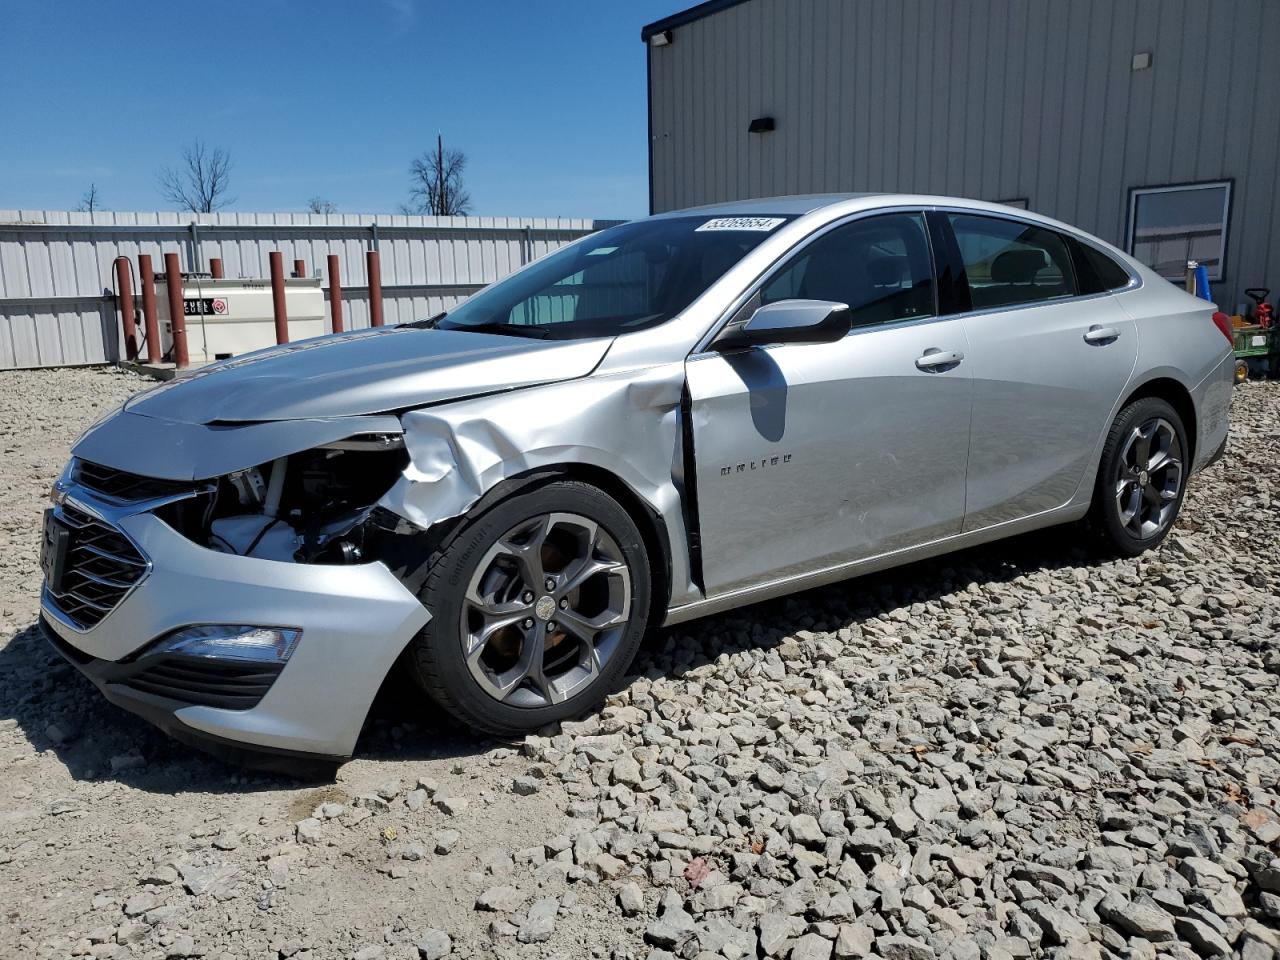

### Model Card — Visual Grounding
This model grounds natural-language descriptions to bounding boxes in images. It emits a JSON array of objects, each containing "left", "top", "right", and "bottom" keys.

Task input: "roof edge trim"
[{"left": 640, "top": 0, "right": 753, "bottom": 41}]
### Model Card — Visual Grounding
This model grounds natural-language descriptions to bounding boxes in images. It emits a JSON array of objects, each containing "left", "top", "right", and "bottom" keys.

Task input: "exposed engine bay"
[{"left": 152, "top": 434, "right": 409, "bottom": 564}]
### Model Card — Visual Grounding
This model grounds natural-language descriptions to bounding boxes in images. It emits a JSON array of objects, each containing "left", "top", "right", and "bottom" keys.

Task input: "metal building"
[{"left": 643, "top": 0, "right": 1280, "bottom": 312}]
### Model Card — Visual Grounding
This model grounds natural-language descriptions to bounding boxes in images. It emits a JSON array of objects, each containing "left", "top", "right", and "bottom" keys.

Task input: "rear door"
[
  {"left": 944, "top": 213, "right": 1139, "bottom": 530},
  {"left": 686, "top": 211, "right": 973, "bottom": 596}
]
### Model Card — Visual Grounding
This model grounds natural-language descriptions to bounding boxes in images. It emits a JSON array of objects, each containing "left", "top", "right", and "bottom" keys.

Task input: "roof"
[
  {"left": 640, "top": 0, "right": 753, "bottom": 41},
  {"left": 651, "top": 193, "right": 887, "bottom": 217},
  {"left": 648, "top": 194, "right": 1110, "bottom": 246}
]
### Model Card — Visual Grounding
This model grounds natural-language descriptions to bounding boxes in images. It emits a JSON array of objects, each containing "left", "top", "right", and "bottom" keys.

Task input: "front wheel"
[
  {"left": 1087, "top": 396, "right": 1189, "bottom": 556},
  {"left": 407, "top": 480, "right": 650, "bottom": 736}
]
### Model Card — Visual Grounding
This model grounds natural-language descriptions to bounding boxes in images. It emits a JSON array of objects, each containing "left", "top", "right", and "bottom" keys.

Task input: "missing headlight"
[{"left": 154, "top": 434, "right": 410, "bottom": 564}]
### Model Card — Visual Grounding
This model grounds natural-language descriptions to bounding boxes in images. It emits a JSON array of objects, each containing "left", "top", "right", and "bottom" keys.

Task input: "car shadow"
[
  {"left": 0, "top": 524, "right": 1095, "bottom": 793},
  {"left": 721, "top": 347, "right": 788, "bottom": 441},
  {"left": 0, "top": 621, "right": 497, "bottom": 795}
]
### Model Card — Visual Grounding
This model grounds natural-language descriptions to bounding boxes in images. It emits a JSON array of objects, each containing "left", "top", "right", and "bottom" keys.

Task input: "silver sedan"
[{"left": 40, "top": 194, "right": 1234, "bottom": 766}]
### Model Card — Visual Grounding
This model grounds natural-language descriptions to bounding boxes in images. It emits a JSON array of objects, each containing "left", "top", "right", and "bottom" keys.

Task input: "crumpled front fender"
[{"left": 380, "top": 364, "right": 698, "bottom": 608}]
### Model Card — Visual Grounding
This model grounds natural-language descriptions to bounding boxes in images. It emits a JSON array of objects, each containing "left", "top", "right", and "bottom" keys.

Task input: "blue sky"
[{"left": 0, "top": 0, "right": 680, "bottom": 218}]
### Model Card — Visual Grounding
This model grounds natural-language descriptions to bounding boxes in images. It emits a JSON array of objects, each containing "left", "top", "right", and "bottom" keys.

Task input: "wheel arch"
[{"left": 1118, "top": 376, "right": 1197, "bottom": 464}]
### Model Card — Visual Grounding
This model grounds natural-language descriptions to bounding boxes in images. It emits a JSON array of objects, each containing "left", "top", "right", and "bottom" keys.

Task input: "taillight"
[{"left": 1211, "top": 311, "right": 1233, "bottom": 344}]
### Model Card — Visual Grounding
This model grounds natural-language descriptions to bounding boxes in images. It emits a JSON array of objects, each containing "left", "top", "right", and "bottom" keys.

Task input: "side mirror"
[{"left": 715, "top": 299, "right": 851, "bottom": 349}]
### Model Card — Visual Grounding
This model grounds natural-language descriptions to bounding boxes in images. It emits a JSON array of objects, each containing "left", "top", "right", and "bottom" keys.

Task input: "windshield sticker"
[
  {"left": 585, "top": 246, "right": 618, "bottom": 256},
  {"left": 696, "top": 216, "right": 786, "bottom": 232}
]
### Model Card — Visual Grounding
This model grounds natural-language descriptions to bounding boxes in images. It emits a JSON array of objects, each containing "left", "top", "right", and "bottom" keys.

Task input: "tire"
[
  {"left": 407, "top": 480, "right": 651, "bottom": 736},
  {"left": 1235, "top": 359, "right": 1249, "bottom": 384},
  {"left": 1086, "top": 396, "right": 1189, "bottom": 557}
]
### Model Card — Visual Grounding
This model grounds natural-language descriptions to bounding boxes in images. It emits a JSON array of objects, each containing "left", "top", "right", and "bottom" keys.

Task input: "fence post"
[
  {"left": 269, "top": 251, "right": 289, "bottom": 344},
  {"left": 327, "top": 254, "right": 344, "bottom": 334},
  {"left": 367, "top": 250, "right": 384, "bottom": 327},
  {"left": 163, "top": 252, "right": 190, "bottom": 369},
  {"left": 138, "top": 255, "right": 161, "bottom": 364},
  {"left": 293, "top": 258, "right": 306, "bottom": 279},
  {"left": 209, "top": 257, "right": 224, "bottom": 279},
  {"left": 114, "top": 258, "right": 138, "bottom": 361}
]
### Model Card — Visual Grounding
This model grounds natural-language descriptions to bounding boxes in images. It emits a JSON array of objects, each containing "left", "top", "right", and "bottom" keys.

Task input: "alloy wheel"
[
  {"left": 460, "top": 512, "right": 632, "bottom": 707},
  {"left": 1114, "top": 416, "right": 1183, "bottom": 539}
]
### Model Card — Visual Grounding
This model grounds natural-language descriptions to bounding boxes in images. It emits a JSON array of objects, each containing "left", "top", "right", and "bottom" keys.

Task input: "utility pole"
[{"left": 437, "top": 133, "right": 445, "bottom": 216}]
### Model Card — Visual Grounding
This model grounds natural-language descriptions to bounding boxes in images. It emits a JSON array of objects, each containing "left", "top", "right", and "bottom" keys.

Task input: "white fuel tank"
[{"left": 154, "top": 276, "right": 326, "bottom": 362}]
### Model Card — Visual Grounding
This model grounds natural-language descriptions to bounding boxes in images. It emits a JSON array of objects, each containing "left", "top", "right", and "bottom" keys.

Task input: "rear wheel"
[
  {"left": 1087, "top": 397, "right": 1188, "bottom": 556},
  {"left": 408, "top": 481, "right": 650, "bottom": 736}
]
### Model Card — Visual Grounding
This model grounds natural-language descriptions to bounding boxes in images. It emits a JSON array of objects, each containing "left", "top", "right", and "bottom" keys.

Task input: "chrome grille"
[
  {"left": 74, "top": 459, "right": 196, "bottom": 503},
  {"left": 47, "top": 505, "right": 148, "bottom": 629}
]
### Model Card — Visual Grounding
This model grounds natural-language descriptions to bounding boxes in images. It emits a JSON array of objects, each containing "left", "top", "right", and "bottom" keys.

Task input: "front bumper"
[{"left": 40, "top": 487, "right": 430, "bottom": 760}]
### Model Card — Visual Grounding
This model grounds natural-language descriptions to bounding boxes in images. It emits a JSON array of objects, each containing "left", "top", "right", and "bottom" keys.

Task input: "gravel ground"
[{"left": 0, "top": 366, "right": 1278, "bottom": 960}]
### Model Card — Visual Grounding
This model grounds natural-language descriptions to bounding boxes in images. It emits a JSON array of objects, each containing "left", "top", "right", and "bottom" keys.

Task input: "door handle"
[
  {"left": 1084, "top": 324, "right": 1120, "bottom": 344},
  {"left": 915, "top": 348, "right": 964, "bottom": 371}
]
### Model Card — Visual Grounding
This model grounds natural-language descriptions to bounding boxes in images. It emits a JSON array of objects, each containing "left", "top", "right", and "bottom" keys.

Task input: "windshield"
[{"left": 431, "top": 215, "right": 794, "bottom": 339}]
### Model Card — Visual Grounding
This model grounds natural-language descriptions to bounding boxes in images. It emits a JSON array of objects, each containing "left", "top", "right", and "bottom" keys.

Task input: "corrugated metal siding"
[
  {"left": 0, "top": 211, "right": 615, "bottom": 369},
  {"left": 648, "top": 0, "right": 1280, "bottom": 310}
]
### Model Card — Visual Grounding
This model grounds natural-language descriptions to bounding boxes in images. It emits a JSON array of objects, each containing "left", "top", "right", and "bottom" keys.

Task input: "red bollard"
[
  {"left": 293, "top": 258, "right": 306, "bottom": 279},
  {"left": 164, "top": 253, "right": 190, "bottom": 369},
  {"left": 367, "top": 250, "right": 384, "bottom": 327},
  {"left": 209, "top": 257, "right": 224, "bottom": 279},
  {"left": 138, "top": 255, "right": 162, "bottom": 364},
  {"left": 114, "top": 258, "right": 139, "bottom": 361},
  {"left": 269, "top": 251, "right": 289, "bottom": 344},
  {"left": 327, "top": 254, "right": 344, "bottom": 334}
]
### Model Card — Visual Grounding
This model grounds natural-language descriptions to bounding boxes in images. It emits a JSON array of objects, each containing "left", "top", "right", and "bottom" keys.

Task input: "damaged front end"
[
  {"left": 152, "top": 432, "right": 413, "bottom": 567},
  {"left": 67, "top": 406, "right": 452, "bottom": 589},
  {"left": 41, "top": 415, "right": 437, "bottom": 762},
  {"left": 45, "top": 341, "right": 695, "bottom": 762}
]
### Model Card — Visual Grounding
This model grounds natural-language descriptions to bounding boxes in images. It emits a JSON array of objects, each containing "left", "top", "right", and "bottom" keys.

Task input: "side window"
[
  {"left": 1076, "top": 241, "right": 1132, "bottom": 292},
  {"left": 948, "top": 214, "right": 1078, "bottom": 310},
  {"left": 761, "top": 213, "right": 935, "bottom": 327}
]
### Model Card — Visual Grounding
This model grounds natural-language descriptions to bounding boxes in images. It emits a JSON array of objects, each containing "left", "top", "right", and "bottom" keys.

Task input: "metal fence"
[{"left": 0, "top": 210, "right": 619, "bottom": 369}]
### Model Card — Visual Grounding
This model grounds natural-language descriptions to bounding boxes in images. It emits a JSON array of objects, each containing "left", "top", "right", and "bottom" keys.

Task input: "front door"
[{"left": 686, "top": 211, "right": 973, "bottom": 597}]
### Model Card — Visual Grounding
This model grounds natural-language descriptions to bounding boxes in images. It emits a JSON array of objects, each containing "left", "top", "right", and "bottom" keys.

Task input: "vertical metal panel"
[
  {"left": 648, "top": 0, "right": 1280, "bottom": 310},
  {"left": 0, "top": 212, "right": 612, "bottom": 369}
]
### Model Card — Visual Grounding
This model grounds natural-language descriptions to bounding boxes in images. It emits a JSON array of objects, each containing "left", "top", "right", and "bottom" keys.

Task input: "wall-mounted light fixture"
[
  {"left": 748, "top": 116, "right": 776, "bottom": 134},
  {"left": 649, "top": 29, "right": 673, "bottom": 47},
  {"left": 1131, "top": 51, "right": 1152, "bottom": 71}
]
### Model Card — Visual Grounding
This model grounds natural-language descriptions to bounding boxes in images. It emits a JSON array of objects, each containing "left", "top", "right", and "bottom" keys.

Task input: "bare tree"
[
  {"left": 158, "top": 140, "right": 234, "bottom": 212},
  {"left": 307, "top": 196, "right": 337, "bottom": 214},
  {"left": 75, "top": 183, "right": 101, "bottom": 214},
  {"left": 405, "top": 134, "right": 471, "bottom": 216}
]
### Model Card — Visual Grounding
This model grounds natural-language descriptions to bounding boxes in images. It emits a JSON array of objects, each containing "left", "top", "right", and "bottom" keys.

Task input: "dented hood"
[{"left": 123, "top": 327, "right": 612, "bottom": 424}]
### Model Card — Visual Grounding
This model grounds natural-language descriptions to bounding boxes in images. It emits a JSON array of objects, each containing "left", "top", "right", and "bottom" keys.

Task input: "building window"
[{"left": 1127, "top": 181, "right": 1231, "bottom": 281}]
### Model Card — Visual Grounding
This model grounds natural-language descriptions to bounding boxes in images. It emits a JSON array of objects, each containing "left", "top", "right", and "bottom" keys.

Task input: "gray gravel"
[{"left": 0, "top": 367, "right": 1277, "bottom": 960}]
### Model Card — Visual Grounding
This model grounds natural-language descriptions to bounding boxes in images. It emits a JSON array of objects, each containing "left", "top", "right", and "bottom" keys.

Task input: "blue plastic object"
[{"left": 1194, "top": 263, "right": 1212, "bottom": 301}]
